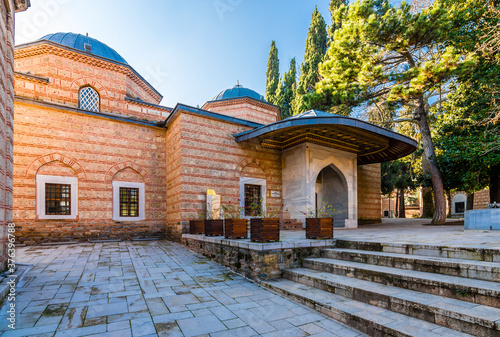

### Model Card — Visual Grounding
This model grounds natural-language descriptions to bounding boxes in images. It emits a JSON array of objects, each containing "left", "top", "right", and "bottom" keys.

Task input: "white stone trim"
[
  {"left": 36, "top": 175, "right": 78, "bottom": 220},
  {"left": 112, "top": 181, "right": 145, "bottom": 221},
  {"left": 239, "top": 177, "right": 267, "bottom": 219}
]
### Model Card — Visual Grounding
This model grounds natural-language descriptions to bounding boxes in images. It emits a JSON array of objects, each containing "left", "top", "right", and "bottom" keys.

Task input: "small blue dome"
[
  {"left": 213, "top": 84, "right": 265, "bottom": 102},
  {"left": 39, "top": 32, "right": 128, "bottom": 64}
]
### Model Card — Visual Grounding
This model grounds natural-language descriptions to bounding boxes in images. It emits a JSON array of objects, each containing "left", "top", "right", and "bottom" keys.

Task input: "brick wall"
[
  {"left": 474, "top": 189, "right": 491, "bottom": 210},
  {"left": 165, "top": 110, "right": 282, "bottom": 240},
  {"left": 203, "top": 98, "right": 279, "bottom": 125},
  {"left": 14, "top": 49, "right": 169, "bottom": 122},
  {"left": 357, "top": 163, "right": 382, "bottom": 223},
  {"left": 13, "top": 101, "right": 167, "bottom": 243},
  {"left": 0, "top": 0, "right": 17, "bottom": 271}
]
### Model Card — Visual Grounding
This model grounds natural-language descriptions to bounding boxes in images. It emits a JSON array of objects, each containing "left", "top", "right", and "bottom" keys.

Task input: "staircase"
[{"left": 262, "top": 240, "right": 500, "bottom": 337}]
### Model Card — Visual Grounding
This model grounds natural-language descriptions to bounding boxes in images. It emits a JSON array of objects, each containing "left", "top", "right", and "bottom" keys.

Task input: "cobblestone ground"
[{"left": 0, "top": 241, "right": 365, "bottom": 337}]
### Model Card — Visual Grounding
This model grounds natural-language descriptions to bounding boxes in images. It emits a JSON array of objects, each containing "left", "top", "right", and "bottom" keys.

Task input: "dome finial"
[{"left": 235, "top": 80, "right": 242, "bottom": 88}]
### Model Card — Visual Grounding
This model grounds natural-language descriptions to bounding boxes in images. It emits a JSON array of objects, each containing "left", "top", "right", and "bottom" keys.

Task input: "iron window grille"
[
  {"left": 244, "top": 184, "right": 261, "bottom": 216},
  {"left": 45, "top": 183, "right": 71, "bottom": 215},
  {"left": 79, "top": 86, "right": 100, "bottom": 112},
  {"left": 120, "top": 187, "right": 139, "bottom": 217}
]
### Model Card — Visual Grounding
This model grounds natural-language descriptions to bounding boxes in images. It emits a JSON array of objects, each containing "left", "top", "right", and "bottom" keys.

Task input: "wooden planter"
[
  {"left": 250, "top": 218, "right": 280, "bottom": 242},
  {"left": 205, "top": 219, "right": 223, "bottom": 236},
  {"left": 225, "top": 219, "right": 247, "bottom": 239},
  {"left": 305, "top": 217, "right": 334, "bottom": 239},
  {"left": 189, "top": 220, "right": 205, "bottom": 235}
]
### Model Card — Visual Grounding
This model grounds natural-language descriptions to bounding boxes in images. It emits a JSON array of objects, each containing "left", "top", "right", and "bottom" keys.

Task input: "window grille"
[
  {"left": 120, "top": 187, "right": 139, "bottom": 217},
  {"left": 45, "top": 183, "right": 71, "bottom": 215},
  {"left": 79, "top": 86, "right": 99, "bottom": 112},
  {"left": 244, "top": 184, "right": 261, "bottom": 216}
]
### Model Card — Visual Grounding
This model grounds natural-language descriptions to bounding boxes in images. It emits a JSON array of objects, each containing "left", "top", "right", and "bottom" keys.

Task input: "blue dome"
[
  {"left": 39, "top": 32, "right": 128, "bottom": 64},
  {"left": 213, "top": 84, "right": 265, "bottom": 102}
]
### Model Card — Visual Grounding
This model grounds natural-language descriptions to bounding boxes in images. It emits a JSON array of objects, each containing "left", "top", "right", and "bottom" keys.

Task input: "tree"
[
  {"left": 310, "top": 0, "right": 479, "bottom": 224},
  {"left": 434, "top": 0, "right": 500, "bottom": 204},
  {"left": 328, "top": 0, "right": 349, "bottom": 41},
  {"left": 292, "top": 7, "right": 328, "bottom": 115},
  {"left": 281, "top": 58, "right": 297, "bottom": 118},
  {"left": 265, "top": 41, "right": 280, "bottom": 105}
]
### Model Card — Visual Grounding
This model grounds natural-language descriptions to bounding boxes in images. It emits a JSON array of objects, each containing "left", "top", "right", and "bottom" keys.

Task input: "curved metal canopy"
[{"left": 234, "top": 110, "right": 417, "bottom": 165}]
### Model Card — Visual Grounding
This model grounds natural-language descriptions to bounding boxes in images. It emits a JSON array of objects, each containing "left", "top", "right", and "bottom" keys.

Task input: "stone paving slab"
[{"left": 0, "top": 241, "right": 366, "bottom": 337}]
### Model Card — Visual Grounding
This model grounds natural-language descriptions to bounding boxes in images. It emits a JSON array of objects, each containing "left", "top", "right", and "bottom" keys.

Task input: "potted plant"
[
  {"left": 203, "top": 205, "right": 223, "bottom": 237},
  {"left": 189, "top": 211, "right": 205, "bottom": 235},
  {"left": 249, "top": 199, "right": 287, "bottom": 243},
  {"left": 302, "top": 200, "right": 339, "bottom": 239},
  {"left": 222, "top": 199, "right": 247, "bottom": 239}
]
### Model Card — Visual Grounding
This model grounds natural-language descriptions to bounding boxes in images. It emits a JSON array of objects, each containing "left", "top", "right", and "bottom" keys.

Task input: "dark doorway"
[{"left": 315, "top": 165, "right": 348, "bottom": 227}]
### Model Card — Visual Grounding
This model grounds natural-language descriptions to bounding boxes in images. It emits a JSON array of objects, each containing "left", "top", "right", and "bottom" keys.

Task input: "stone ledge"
[{"left": 182, "top": 234, "right": 335, "bottom": 281}]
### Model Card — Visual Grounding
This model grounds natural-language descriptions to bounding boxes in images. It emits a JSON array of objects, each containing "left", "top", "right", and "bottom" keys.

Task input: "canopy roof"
[{"left": 234, "top": 110, "right": 417, "bottom": 165}]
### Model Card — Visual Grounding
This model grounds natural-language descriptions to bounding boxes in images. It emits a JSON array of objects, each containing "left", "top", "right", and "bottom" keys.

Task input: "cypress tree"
[
  {"left": 265, "top": 41, "right": 280, "bottom": 104},
  {"left": 281, "top": 58, "right": 297, "bottom": 118},
  {"left": 292, "top": 7, "right": 328, "bottom": 115}
]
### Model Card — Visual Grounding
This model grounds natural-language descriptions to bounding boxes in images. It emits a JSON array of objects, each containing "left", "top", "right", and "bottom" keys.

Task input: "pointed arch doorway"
[{"left": 315, "top": 164, "right": 348, "bottom": 228}]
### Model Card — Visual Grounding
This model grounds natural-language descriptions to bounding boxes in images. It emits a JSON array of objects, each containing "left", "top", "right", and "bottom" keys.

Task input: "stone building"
[
  {"left": 12, "top": 32, "right": 416, "bottom": 244},
  {"left": 0, "top": 0, "right": 29, "bottom": 270}
]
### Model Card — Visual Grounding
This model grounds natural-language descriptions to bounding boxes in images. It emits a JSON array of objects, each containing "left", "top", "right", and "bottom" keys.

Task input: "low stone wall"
[{"left": 182, "top": 234, "right": 334, "bottom": 281}]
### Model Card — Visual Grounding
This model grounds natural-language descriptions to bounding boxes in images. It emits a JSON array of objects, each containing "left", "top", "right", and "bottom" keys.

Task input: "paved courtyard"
[{"left": 0, "top": 241, "right": 365, "bottom": 337}]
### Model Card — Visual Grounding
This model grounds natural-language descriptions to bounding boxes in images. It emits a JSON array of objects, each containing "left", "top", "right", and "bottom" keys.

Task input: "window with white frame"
[
  {"left": 79, "top": 86, "right": 100, "bottom": 112},
  {"left": 239, "top": 177, "right": 266, "bottom": 218},
  {"left": 112, "top": 181, "right": 145, "bottom": 221},
  {"left": 36, "top": 175, "right": 78, "bottom": 219}
]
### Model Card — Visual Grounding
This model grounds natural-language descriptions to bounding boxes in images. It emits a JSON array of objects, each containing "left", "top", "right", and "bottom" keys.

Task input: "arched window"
[{"left": 79, "top": 86, "right": 100, "bottom": 112}]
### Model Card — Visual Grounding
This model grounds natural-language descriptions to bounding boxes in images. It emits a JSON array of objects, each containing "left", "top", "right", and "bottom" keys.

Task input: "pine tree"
[
  {"left": 265, "top": 41, "right": 280, "bottom": 104},
  {"left": 292, "top": 7, "right": 328, "bottom": 115},
  {"left": 328, "top": 0, "right": 348, "bottom": 40}
]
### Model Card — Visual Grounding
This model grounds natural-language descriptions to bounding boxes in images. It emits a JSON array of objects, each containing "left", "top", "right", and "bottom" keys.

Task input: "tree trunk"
[
  {"left": 446, "top": 190, "right": 452, "bottom": 218},
  {"left": 466, "top": 193, "right": 474, "bottom": 210},
  {"left": 421, "top": 156, "right": 434, "bottom": 218},
  {"left": 490, "top": 164, "right": 500, "bottom": 204},
  {"left": 395, "top": 190, "right": 400, "bottom": 218},
  {"left": 398, "top": 188, "right": 406, "bottom": 218},
  {"left": 414, "top": 97, "right": 447, "bottom": 225}
]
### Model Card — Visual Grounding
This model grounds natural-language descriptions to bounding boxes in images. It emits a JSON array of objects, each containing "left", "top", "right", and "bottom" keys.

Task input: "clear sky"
[{"left": 14, "top": 0, "right": 339, "bottom": 108}]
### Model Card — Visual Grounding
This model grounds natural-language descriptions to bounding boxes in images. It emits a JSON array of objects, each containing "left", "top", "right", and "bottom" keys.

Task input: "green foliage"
[
  {"left": 328, "top": 0, "right": 349, "bottom": 41},
  {"left": 434, "top": 63, "right": 500, "bottom": 193},
  {"left": 265, "top": 41, "right": 280, "bottom": 104},
  {"left": 292, "top": 7, "right": 328, "bottom": 115},
  {"left": 432, "top": 1, "right": 500, "bottom": 194},
  {"left": 275, "top": 58, "right": 297, "bottom": 119},
  {"left": 381, "top": 159, "right": 416, "bottom": 196},
  {"left": 312, "top": 0, "right": 475, "bottom": 113}
]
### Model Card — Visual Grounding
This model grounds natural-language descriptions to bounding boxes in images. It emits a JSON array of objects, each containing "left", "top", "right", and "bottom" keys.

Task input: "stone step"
[
  {"left": 283, "top": 267, "right": 500, "bottom": 337},
  {"left": 335, "top": 240, "right": 500, "bottom": 262},
  {"left": 322, "top": 248, "right": 500, "bottom": 282},
  {"left": 303, "top": 257, "right": 500, "bottom": 308},
  {"left": 262, "top": 278, "right": 474, "bottom": 337}
]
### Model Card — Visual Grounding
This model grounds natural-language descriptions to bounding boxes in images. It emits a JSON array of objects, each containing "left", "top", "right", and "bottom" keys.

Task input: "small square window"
[
  {"left": 119, "top": 187, "right": 139, "bottom": 217},
  {"left": 45, "top": 183, "right": 71, "bottom": 215}
]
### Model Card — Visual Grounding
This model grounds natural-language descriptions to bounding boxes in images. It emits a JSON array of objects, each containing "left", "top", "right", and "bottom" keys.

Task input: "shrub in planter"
[
  {"left": 189, "top": 220, "right": 205, "bottom": 235},
  {"left": 302, "top": 200, "right": 339, "bottom": 239},
  {"left": 222, "top": 200, "right": 247, "bottom": 239},
  {"left": 248, "top": 201, "right": 287, "bottom": 243}
]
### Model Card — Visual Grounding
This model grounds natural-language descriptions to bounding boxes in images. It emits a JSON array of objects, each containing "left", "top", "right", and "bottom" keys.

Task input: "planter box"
[
  {"left": 251, "top": 218, "right": 280, "bottom": 242},
  {"left": 225, "top": 219, "right": 247, "bottom": 239},
  {"left": 189, "top": 220, "right": 205, "bottom": 235},
  {"left": 205, "top": 219, "right": 223, "bottom": 236},
  {"left": 306, "top": 217, "right": 334, "bottom": 239}
]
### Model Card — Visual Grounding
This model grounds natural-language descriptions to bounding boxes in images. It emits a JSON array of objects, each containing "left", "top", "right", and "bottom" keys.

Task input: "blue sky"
[{"left": 15, "top": 0, "right": 337, "bottom": 107}]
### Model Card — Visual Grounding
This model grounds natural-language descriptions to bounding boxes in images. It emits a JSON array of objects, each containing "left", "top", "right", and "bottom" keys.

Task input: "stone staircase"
[{"left": 262, "top": 240, "right": 500, "bottom": 337}]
